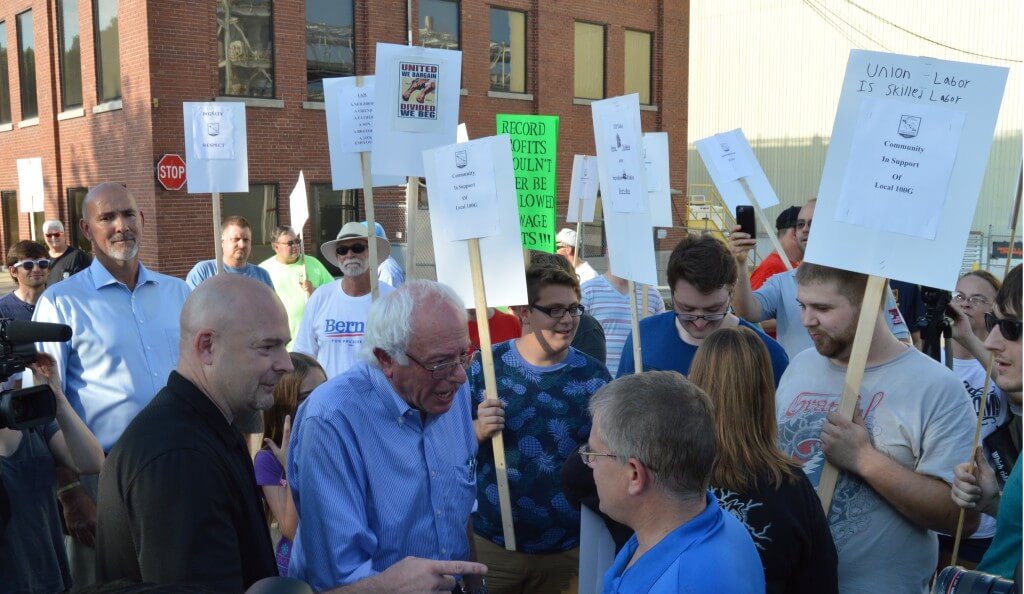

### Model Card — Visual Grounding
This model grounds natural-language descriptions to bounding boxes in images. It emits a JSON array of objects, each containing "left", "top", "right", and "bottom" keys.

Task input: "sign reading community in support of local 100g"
[{"left": 805, "top": 50, "right": 1007, "bottom": 290}]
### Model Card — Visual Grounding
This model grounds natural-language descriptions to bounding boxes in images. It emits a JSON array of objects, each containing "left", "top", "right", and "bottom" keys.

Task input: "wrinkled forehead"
[{"left": 87, "top": 189, "right": 137, "bottom": 218}]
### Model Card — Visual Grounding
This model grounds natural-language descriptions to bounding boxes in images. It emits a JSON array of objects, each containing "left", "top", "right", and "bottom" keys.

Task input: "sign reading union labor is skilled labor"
[{"left": 496, "top": 114, "right": 559, "bottom": 251}]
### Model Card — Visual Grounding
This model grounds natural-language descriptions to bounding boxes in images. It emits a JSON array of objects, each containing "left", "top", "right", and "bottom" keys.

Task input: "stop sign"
[{"left": 156, "top": 154, "right": 187, "bottom": 191}]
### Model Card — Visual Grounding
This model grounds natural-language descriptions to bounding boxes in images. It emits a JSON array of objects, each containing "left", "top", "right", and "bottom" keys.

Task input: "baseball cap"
[{"left": 556, "top": 228, "right": 577, "bottom": 247}]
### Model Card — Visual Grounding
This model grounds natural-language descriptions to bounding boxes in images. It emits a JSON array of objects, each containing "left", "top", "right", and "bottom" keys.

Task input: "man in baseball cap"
[
  {"left": 555, "top": 228, "right": 599, "bottom": 283},
  {"left": 293, "top": 222, "right": 395, "bottom": 378}
]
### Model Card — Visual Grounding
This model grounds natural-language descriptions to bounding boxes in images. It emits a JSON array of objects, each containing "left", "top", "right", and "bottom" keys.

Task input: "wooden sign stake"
[
  {"left": 818, "top": 274, "right": 887, "bottom": 514},
  {"left": 468, "top": 238, "right": 517, "bottom": 551},
  {"left": 628, "top": 280, "right": 643, "bottom": 374},
  {"left": 353, "top": 76, "right": 380, "bottom": 301},
  {"left": 212, "top": 192, "right": 224, "bottom": 274},
  {"left": 406, "top": 177, "right": 419, "bottom": 280},
  {"left": 573, "top": 199, "right": 584, "bottom": 266},
  {"left": 739, "top": 178, "right": 793, "bottom": 272}
]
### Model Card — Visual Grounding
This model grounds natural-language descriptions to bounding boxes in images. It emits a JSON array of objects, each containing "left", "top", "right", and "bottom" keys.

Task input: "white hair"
[
  {"left": 360, "top": 280, "right": 466, "bottom": 368},
  {"left": 43, "top": 220, "right": 65, "bottom": 233}
]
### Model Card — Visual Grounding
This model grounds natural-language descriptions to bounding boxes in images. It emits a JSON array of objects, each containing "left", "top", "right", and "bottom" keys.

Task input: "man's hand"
[
  {"left": 951, "top": 449, "right": 1001, "bottom": 517},
  {"left": 947, "top": 301, "right": 973, "bottom": 343},
  {"left": 727, "top": 225, "right": 757, "bottom": 267},
  {"left": 300, "top": 280, "right": 315, "bottom": 297},
  {"left": 59, "top": 485, "right": 98, "bottom": 547},
  {"left": 474, "top": 399, "right": 505, "bottom": 443},
  {"left": 264, "top": 414, "right": 291, "bottom": 471},
  {"left": 329, "top": 557, "right": 488, "bottom": 593},
  {"left": 820, "top": 407, "right": 878, "bottom": 476}
]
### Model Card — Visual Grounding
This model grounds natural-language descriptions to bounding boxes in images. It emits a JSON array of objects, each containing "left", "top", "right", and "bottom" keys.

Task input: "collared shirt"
[
  {"left": 288, "top": 363, "right": 478, "bottom": 591},
  {"left": 32, "top": 258, "right": 191, "bottom": 450},
  {"left": 603, "top": 492, "right": 765, "bottom": 594},
  {"left": 96, "top": 371, "right": 277, "bottom": 589}
]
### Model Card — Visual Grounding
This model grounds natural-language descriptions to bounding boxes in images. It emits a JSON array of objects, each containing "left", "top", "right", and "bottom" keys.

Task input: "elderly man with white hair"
[
  {"left": 41, "top": 219, "right": 91, "bottom": 285},
  {"left": 287, "top": 279, "right": 486, "bottom": 593}
]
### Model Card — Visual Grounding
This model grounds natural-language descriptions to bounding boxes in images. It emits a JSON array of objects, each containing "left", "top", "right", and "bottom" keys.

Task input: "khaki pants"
[{"left": 474, "top": 533, "right": 579, "bottom": 594}]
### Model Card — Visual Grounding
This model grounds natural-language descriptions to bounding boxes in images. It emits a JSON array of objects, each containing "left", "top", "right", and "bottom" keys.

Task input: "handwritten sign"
[
  {"left": 695, "top": 129, "right": 779, "bottom": 212},
  {"left": 428, "top": 139, "right": 500, "bottom": 240},
  {"left": 567, "top": 155, "right": 599, "bottom": 223},
  {"left": 806, "top": 50, "right": 1008, "bottom": 290},
  {"left": 183, "top": 101, "right": 248, "bottom": 193},
  {"left": 643, "top": 133, "right": 672, "bottom": 227},
  {"left": 496, "top": 114, "right": 559, "bottom": 251},
  {"left": 324, "top": 76, "right": 404, "bottom": 190}
]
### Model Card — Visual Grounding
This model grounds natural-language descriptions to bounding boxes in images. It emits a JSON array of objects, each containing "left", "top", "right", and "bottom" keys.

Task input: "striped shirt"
[
  {"left": 580, "top": 275, "right": 665, "bottom": 375},
  {"left": 287, "top": 363, "right": 478, "bottom": 591}
]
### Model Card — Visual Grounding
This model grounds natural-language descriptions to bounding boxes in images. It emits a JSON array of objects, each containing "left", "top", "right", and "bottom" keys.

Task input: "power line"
[{"left": 811, "top": 0, "right": 892, "bottom": 52}]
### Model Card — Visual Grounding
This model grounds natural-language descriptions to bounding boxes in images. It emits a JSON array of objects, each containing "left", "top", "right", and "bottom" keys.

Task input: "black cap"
[{"left": 775, "top": 206, "right": 801, "bottom": 231}]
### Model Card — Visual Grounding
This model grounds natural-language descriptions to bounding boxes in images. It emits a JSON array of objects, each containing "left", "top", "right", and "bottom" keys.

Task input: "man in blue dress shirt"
[
  {"left": 584, "top": 372, "right": 765, "bottom": 593},
  {"left": 33, "top": 182, "right": 192, "bottom": 588},
  {"left": 288, "top": 279, "right": 486, "bottom": 593}
]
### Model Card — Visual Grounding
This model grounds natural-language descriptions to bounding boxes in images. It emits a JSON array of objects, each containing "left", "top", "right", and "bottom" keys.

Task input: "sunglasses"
[
  {"left": 14, "top": 258, "right": 52, "bottom": 271},
  {"left": 44, "top": 232, "right": 63, "bottom": 239},
  {"left": 335, "top": 243, "right": 368, "bottom": 256},
  {"left": 985, "top": 312, "right": 1022, "bottom": 342}
]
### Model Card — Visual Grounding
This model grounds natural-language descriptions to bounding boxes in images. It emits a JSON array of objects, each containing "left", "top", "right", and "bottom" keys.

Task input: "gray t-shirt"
[
  {"left": 775, "top": 347, "right": 974, "bottom": 594},
  {"left": 753, "top": 271, "right": 910, "bottom": 358}
]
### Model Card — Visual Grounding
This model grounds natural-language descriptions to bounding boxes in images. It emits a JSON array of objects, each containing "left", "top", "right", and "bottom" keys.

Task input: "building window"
[
  {"left": 311, "top": 184, "right": 358, "bottom": 272},
  {"left": 222, "top": 184, "right": 278, "bottom": 262},
  {"left": 574, "top": 22, "right": 604, "bottom": 100},
  {"left": 94, "top": 0, "right": 120, "bottom": 102},
  {"left": 58, "top": 0, "right": 83, "bottom": 110},
  {"left": 217, "top": 0, "right": 274, "bottom": 98},
  {"left": 624, "top": 30, "right": 652, "bottom": 105},
  {"left": 67, "top": 187, "right": 90, "bottom": 253},
  {"left": 489, "top": 8, "right": 525, "bottom": 94},
  {"left": 419, "top": 0, "right": 459, "bottom": 50},
  {"left": 16, "top": 11, "right": 37, "bottom": 120},
  {"left": 0, "top": 22, "right": 11, "bottom": 125},
  {"left": 306, "top": 0, "right": 354, "bottom": 102},
  {"left": 2, "top": 191, "right": 19, "bottom": 254}
]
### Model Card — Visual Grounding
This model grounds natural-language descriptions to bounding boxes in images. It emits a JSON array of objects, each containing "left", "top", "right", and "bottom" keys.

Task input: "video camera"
[
  {"left": 919, "top": 286, "right": 954, "bottom": 366},
  {"left": 0, "top": 318, "right": 72, "bottom": 430},
  {"left": 933, "top": 565, "right": 1018, "bottom": 594}
]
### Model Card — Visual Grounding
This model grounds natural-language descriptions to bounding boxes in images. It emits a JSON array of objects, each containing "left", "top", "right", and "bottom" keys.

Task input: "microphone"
[{"left": 0, "top": 319, "right": 73, "bottom": 344}]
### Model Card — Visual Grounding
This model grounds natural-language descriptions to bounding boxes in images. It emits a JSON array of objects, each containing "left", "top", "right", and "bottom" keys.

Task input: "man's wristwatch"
[{"left": 453, "top": 579, "right": 487, "bottom": 594}]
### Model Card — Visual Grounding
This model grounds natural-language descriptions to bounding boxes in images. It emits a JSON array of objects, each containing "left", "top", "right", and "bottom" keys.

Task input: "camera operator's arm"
[
  {"left": 34, "top": 354, "right": 104, "bottom": 475},
  {"left": 728, "top": 226, "right": 766, "bottom": 322},
  {"left": 948, "top": 301, "right": 992, "bottom": 369}
]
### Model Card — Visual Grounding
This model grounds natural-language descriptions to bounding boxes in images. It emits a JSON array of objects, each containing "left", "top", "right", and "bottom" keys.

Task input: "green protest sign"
[{"left": 496, "top": 114, "right": 559, "bottom": 252}]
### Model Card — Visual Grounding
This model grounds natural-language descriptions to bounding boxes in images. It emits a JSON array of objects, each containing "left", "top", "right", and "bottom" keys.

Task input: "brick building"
[{"left": 0, "top": 0, "right": 689, "bottom": 278}]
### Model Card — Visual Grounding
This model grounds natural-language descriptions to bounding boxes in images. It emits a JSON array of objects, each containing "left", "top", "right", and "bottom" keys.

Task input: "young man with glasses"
[
  {"left": 617, "top": 234, "right": 789, "bottom": 385},
  {"left": 41, "top": 219, "right": 91, "bottom": 286},
  {"left": 952, "top": 264, "right": 1023, "bottom": 580},
  {"left": 259, "top": 225, "right": 334, "bottom": 348},
  {"left": 471, "top": 263, "right": 611, "bottom": 593},
  {"left": 294, "top": 222, "right": 394, "bottom": 378}
]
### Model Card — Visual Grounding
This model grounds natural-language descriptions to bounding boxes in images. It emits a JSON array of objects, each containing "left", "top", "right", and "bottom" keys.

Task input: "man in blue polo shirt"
[{"left": 584, "top": 371, "right": 764, "bottom": 593}]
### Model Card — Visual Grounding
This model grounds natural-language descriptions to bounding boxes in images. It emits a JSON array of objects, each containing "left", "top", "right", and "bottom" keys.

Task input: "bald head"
[{"left": 181, "top": 275, "right": 285, "bottom": 351}]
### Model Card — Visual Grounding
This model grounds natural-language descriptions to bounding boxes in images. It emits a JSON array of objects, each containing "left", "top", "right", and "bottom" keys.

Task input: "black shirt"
[
  {"left": 46, "top": 246, "right": 91, "bottom": 286},
  {"left": 96, "top": 372, "right": 276, "bottom": 592}
]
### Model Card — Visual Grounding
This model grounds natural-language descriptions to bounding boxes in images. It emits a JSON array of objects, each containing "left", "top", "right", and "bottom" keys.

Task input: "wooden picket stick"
[
  {"left": 212, "top": 193, "right": 224, "bottom": 274},
  {"left": 950, "top": 354, "right": 996, "bottom": 567},
  {"left": 628, "top": 280, "right": 643, "bottom": 374},
  {"left": 467, "top": 238, "right": 517, "bottom": 550},
  {"left": 818, "top": 274, "right": 887, "bottom": 514},
  {"left": 406, "top": 178, "right": 419, "bottom": 280},
  {"left": 738, "top": 178, "right": 793, "bottom": 272},
  {"left": 349, "top": 76, "right": 381, "bottom": 301},
  {"left": 573, "top": 199, "right": 584, "bottom": 266}
]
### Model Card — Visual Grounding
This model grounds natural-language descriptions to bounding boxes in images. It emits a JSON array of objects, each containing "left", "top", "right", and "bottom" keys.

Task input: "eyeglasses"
[
  {"left": 405, "top": 350, "right": 472, "bottom": 379},
  {"left": 578, "top": 444, "right": 659, "bottom": 471},
  {"left": 676, "top": 310, "right": 731, "bottom": 323},
  {"left": 276, "top": 239, "right": 301, "bottom": 247},
  {"left": 953, "top": 292, "right": 992, "bottom": 307},
  {"left": 44, "top": 232, "right": 63, "bottom": 239},
  {"left": 13, "top": 259, "right": 51, "bottom": 271},
  {"left": 530, "top": 304, "right": 585, "bottom": 319},
  {"left": 336, "top": 243, "right": 368, "bottom": 256},
  {"left": 985, "top": 312, "right": 1022, "bottom": 342}
]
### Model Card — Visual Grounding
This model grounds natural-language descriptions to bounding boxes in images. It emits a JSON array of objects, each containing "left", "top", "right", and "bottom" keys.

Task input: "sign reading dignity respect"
[{"left": 496, "top": 114, "right": 559, "bottom": 252}]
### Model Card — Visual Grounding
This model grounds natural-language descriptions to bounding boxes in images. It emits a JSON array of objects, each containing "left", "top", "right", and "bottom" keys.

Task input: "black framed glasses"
[
  {"left": 405, "top": 350, "right": 472, "bottom": 379},
  {"left": 953, "top": 292, "right": 992, "bottom": 307},
  {"left": 530, "top": 304, "right": 585, "bottom": 319},
  {"left": 13, "top": 259, "right": 51, "bottom": 271},
  {"left": 985, "top": 312, "right": 1022, "bottom": 342},
  {"left": 336, "top": 243, "right": 368, "bottom": 256},
  {"left": 675, "top": 310, "right": 730, "bottom": 323},
  {"left": 276, "top": 239, "right": 301, "bottom": 247}
]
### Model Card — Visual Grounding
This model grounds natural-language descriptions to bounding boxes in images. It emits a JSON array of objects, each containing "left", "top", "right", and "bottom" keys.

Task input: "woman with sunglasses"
[
  {"left": 254, "top": 352, "right": 326, "bottom": 576},
  {"left": 689, "top": 326, "right": 838, "bottom": 594}
]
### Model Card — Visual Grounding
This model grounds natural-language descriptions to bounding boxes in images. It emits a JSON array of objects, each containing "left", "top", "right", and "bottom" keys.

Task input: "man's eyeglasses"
[
  {"left": 530, "top": 304, "right": 585, "bottom": 319},
  {"left": 578, "top": 444, "right": 658, "bottom": 471},
  {"left": 676, "top": 310, "right": 730, "bottom": 323},
  {"left": 985, "top": 312, "right": 1022, "bottom": 342},
  {"left": 405, "top": 351, "right": 472, "bottom": 379},
  {"left": 953, "top": 292, "right": 992, "bottom": 307},
  {"left": 336, "top": 243, "right": 368, "bottom": 256},
  {"left": 44, "top": 232, "right": 63, "bottom": 239},
  {"left": 13, "top": 259, "right": 51, "bottom": 271},
  {"left": 276, "top": 239, "right": 301, "bottom": 247}
]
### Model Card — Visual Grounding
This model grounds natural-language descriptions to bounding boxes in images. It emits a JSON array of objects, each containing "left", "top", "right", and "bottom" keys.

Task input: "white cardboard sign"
[
  {"left": 643, "top": 133, "right": 672, "bottom": 227},
  {"left": 372, "top": 43, "right": 462, "bottom": 178},
  {"left": 16, "top": 158, "right": 44, "bottom": 213},
  {"left": 805, "top": 50, "right": 1008, "bottom": 290},
  {"left": 324, "top": 77, "right": 404, "bottom": 190},
  {"left": 424, "top": 135, "right": 527, "bottom": 307},
  {"left": 567, "top": 155, "right": 599, "bottom": 223},
  {"left": 425, "top": 138, "right": 500, "bottom": 241},
  {"left": 289, "top": 171, "right": 310, "bottom": 240},
  {"left": 592, "top": 95, "right": 658, "bottom": 286},
  {"left": 695, "top": 128, "right": 779, "bottom": 212},
  {"left": 183, "top": 102, "right": 249, "bottom": 193}
]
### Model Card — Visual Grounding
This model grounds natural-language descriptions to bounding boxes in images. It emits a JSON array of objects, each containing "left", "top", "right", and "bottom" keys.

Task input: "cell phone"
[{"left": 736, "top": 205, "right": 755, "bottom": 237}]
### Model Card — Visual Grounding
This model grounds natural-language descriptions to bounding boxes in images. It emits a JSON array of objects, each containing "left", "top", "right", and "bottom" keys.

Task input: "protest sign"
[
  {"left": 806, "top": 50, "right": 1008, "bottom": 290},
  {"left": 567, "top": 155, "right": 599, "bottom": 224},
  {"left": 427, "top": 143, "right": 500, "bottom": 241},
  {"left": 324, "top": 77, "right": 404, "bottom": 190},
  {"left": 643, "top": 133, "right": 672, "bottom": 228},
  {"left": 496, "top": 114, "right": 559, "bottom": 252},
  {"left": 694, "top": 128, "right": 779, "bottom": 213},
  {"left": 16, "top": 157, "right": 44, "bottom": 213},
  {"left": 183, "top": 102, "right": 248, "bottom": 194}
]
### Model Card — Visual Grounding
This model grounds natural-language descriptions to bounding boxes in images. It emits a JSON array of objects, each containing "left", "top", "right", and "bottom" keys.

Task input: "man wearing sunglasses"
[
  {"left": 41, "top": 220, "right": 91, "bottom": 286},
  {"left": 294, "top": 222, "right": 394, "bottom": 378},
  {"left": 952, "top": 264, "right": 1023, "bottom": 580},
  {"left": 259, "top": 225, "right": 334, "bottom": 348},
  {"left": 1, "top": 242, "right": 53, "bottom": 390},
  {"left": 617, "top": 234, "right": 789, "bottom": 385}
]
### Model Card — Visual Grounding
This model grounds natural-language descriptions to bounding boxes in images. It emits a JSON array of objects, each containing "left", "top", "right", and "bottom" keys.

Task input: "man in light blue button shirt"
[{"left": 32, "top": 182, "right": 191, "bottom": 589}]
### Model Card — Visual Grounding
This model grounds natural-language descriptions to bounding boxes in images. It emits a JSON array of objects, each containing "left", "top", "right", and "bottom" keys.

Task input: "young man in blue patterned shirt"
[{"left": 471, "top": 263, "right": 611, "bottom": 593}]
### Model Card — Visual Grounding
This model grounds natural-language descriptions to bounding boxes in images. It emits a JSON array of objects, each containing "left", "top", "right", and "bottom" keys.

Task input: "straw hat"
[{"left": 320, "top": 222, "right": 392, "bottom": 267}]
